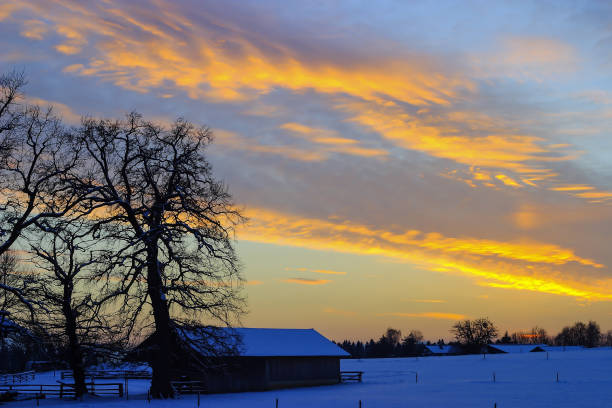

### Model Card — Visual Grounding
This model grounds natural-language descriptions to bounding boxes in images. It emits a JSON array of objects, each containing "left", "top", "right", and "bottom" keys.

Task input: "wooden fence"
[
  {"left": 0, "top": 371, "right": 35, "bottom": 384},
  {"left": 0, "top": 382, "right": 123, "bottom": 398},
  {"left": 340, "top": 371, "right": 364, "bottom": 383},
  {"left": 171, "top": 380, "right": 207, "bottom": 395},
  {"left": 60, "top": 370, "right": 151, "bottom": 380}
]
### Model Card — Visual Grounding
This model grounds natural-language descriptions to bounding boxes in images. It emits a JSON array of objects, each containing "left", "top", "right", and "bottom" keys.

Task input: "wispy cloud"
[
  {"left": 285, "top": 267, "right": 347, "bottom": 275},
  {"left": 26, "top": 96, "right": 83, "bottom": 124},
  {"left": 246, "top": 280, "right": 264, "bottom": 286},
  {"left": 470, "top": 36, "right": 577, "bottom": 81},
  {"left": 283, "top": 277, "right": 331, "bottom": 285},
  {"left": 20, "top": 19, "right": 47, "bottom": 40},
  {"left": 405, "top": 299, "right": 447, "bottom": 304}
]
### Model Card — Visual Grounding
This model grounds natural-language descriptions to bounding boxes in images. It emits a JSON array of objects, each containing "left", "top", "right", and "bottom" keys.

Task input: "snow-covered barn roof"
[
  {"left": 180, "top": 327, "right": 350, "bottom": 358},
  {"left": 424, "top": 344, "right": 458, "bottom": 354},
  {"left": 488, "top": 344, "right": 547, "bottom": 353},
  {"left": 538, "top": 345, "right": 585, "bottom": 352}
]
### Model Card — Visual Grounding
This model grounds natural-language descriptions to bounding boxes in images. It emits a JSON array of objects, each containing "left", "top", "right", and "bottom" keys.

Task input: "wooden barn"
[{"left": 131, "top": 327, "right": 350, "bottom": 393}]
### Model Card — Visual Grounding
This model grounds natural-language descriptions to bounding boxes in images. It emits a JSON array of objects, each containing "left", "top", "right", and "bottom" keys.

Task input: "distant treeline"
[{"left": 336, "top": 319, "right": 612, "bottom": 358}]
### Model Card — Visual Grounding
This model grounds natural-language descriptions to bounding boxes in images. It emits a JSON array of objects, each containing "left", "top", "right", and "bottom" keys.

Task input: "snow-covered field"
[{"left": 9, "top": 348, "right": 612, "bottom": 408}]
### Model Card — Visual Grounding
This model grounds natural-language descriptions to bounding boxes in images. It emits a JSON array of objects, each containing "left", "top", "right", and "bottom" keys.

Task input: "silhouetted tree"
[
  {"left": 0, "top": 71, "right": 86, "bottom": 312},
  {"left": 401, "top": 329, "right": 423, "bottom": 355},
  {"left": 499, "top": 330, "right": 511, "bottom": 344},
  {"left": 555, "top": 321, "right": 601, "bottom": 347},
  {"left": 71, "top": 113, "right": 245, "bottom": 398},
  {"left": 603, "top": 330, "right": 612, "bottom": 347},
  {"left": 451, "top": 318, "right": 498, "bottom": 351},
  {"left": 24, "top": 218, "right": 123, "bottom": 397}
]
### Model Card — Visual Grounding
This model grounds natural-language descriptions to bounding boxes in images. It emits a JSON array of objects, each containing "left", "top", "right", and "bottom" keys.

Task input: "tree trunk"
[
  {"left": 62, "top": 291, "right": 87, "bottom": 398},
  {"left": 146, "top": 242, "right": 175, "bottom": 398}
]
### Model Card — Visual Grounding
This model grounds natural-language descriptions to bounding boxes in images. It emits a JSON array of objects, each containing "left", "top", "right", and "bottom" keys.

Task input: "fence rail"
[
  {"left": 171, "top": 380, "right": 207, "bottom": 395},
  {"left": 60, "top": 370, "right": 151, "bottom": 380},
  {"left": 0, "top": 382, "right": 123, "bottom": 398},
  {"left": 0, "top": 371, "right": 35, "bottom": 384},
  {"left": 340, "top": 371, "right": 364, "bottom": 383}
]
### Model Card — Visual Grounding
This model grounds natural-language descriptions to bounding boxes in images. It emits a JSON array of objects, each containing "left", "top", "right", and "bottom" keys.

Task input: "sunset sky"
[{"left": 3, "top": 0, "right": 612, "bottom": 341}]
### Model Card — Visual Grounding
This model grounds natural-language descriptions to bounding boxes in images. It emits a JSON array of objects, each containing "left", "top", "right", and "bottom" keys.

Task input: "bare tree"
[
  {"left": 71, "top": 113, "right": 245, "bottom": 398},
  {"left": 451, "top": 318, "right": 498, "bottom": 351},
  {"left": 0, "top": 70, "right": 25, "bottom": 161},
  {"left": 25, "top": 218, "right": 122, "bottom": 397},
  {"left": 0, "top": 72, "right": 89, "bottom": 312},
  {"left": 0, "top": 251, "right": 25, "bottom": 347}
]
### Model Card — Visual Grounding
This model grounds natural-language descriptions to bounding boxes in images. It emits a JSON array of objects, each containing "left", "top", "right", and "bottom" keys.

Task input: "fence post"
[
  {"left": 556, "top": 372, "right": 559, "bottom": 383},
  {"left": 198, "top": 391, "right": 200, "bottom": 408},
  {"left": 60, "top": 383, "right": 63, "bottom": 398},
  {"left": 275, "top": 397, "right": 279, "bottom": 408},
  {"left": 493, "top": 372, "right": 495, "bottom": 383},
  {"left": 359, "top": 400, "right": 362, "bottom": 408},
  {"left": 118, "top": 382, "right": 123, "bottom": 398},
  {"left": 415, "top": 372, "right": 418, "bottom": 384}
]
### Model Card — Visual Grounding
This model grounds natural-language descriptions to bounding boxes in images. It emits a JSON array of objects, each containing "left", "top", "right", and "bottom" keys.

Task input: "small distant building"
[
  {"left": 132, "top": 327, "right": 350, "bottom": 393},
  {"left": 423, "top": 344, "right": 462, "bottom": 356},
  {"left": 486, "top": 344, "right": 547, "bottom": 354},
  {"left": 538, "top": 345, "right": 585, "bottom": 352}
]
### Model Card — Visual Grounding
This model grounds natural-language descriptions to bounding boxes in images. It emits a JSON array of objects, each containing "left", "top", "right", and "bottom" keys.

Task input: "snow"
[
  {"left": 8, "top": 347, "right": 612, "bottom": 407},
  {"left": 182, "top": 327, "right": 350, "bottom": 357}
]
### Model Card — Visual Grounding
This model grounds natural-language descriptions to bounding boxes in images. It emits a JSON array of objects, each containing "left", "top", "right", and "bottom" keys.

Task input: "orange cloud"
[
  {"left": 20, "top": 19, "right": 48, "bottom": 40},
  {"left": 281, "top": 122, "right": 388, "bottom": 158},
  {"left": 0, "top": 3, "right": 21, "bottom": 21},
  {"left": 214, "top": 130, "right": 327, "bottom": 162},
  {"left": 549, "top": 185, "right": 595, "bottom": 192},
  {"left": 243, "top": 208, "right": 601, "bottom": 268},
  {"left": 285, "top": 267, "right": 346, "bottom": 276},
  {"left": 239, "top": 207, "right": 612, "bottom": 300},
  {"left": 214, "top": 127, "right": 386, "bottom": 161},
  {"left": 26, "top": 96, "right": 82, "bottom": 124},
  {"left": 312, "top": 269, "right": 346, "bottom": 275},
  {"left": 13, "top": 0, "right": 596, "bottom": 196},
  {"left": 341, "top": 100, "right": 572, "bottom": 182},
  {"left": 283, "top": 278, "right": 331, "bottom": 285},
  {"left": 406, "top": 299, "right": 447, "bottom": 304},
  {"left": 246, "top": 280, "right": 264, "bottom": 286},
  {"left": 14, "top": 0, "right": 468, "bottom": 106}
]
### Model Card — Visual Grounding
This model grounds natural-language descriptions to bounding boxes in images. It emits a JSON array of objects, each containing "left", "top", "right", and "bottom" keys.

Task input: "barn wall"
[
  {"left": 266, "top": 357, "right": 340, "bottom": 389},
  {"left": 203, "top": 358, "right": 268, "bottom": 393},
  {"left": 201, "top": 357, "right": 341, "bottom": 393}
]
